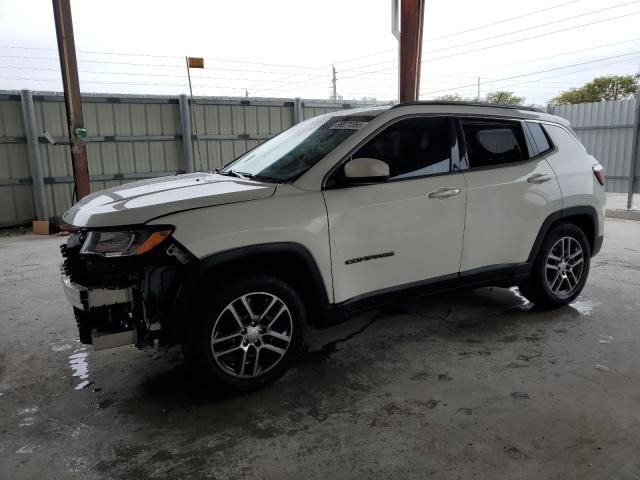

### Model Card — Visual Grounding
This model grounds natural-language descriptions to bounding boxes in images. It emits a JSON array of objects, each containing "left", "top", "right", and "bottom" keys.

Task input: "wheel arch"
[
  {"left": 171, "top": 242, "right": 331, "bottom": 334},
  {"left": 528, "top": 206, "right": 600, "bottom": 263}
]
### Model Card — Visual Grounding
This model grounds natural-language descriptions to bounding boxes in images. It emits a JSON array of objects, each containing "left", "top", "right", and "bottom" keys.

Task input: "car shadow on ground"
[{"left": 119, "top": 286, "right": 585, "bottom": 414}]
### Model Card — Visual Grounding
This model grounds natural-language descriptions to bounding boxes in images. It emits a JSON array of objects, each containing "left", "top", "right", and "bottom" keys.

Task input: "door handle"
[
  {"left": 427, "top": 187, "right": 461, "bottom": 199},
  {"left": 527, "top": 173, "right": 551, "bottom": 184}
]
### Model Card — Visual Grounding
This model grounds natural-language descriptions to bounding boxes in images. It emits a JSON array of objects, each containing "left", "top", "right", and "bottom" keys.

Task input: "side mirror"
[{"left": 344, "top": 157, "right": 389, "bottom": 183}]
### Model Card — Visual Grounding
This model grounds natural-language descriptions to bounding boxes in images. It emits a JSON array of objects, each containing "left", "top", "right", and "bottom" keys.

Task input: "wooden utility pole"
[
  {"left": 398, "top": 0, "right": 426, "bottom": 103},
  {"left": 52, "top": 0, "right": 90, "bottom": 200}
]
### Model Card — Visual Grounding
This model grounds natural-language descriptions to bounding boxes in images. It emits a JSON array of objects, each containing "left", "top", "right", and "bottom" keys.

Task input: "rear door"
[{"left": 458, "top": 117, "right": 563, "bottom": 273}]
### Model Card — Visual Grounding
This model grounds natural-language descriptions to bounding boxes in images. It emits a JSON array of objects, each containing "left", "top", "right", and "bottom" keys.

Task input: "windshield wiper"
[
  {"left": 219, "top": 169, "right": 249, "bottom": 179},
  {"left": 250, "top": 174, "right": 286, "bottom": 184},
  {"left": 219, "top": 169, "right": 284, "bottom": 184}
]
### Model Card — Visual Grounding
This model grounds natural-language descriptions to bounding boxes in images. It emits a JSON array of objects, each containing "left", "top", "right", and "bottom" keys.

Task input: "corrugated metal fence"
[
  {"left": 0, "top": 91, "right": 376, "bottom": 227},
  {"left": 2, "top": 92, "right": 638, "bottom": 227},
  {"left": 548, "top": 96, "right": 640, "bottom": 196}
]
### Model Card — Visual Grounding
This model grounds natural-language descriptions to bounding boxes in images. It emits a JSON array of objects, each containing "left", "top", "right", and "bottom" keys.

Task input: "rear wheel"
[
  {"left": 186, "top": 274, "right": 306, "bottom": 391},
  {"left": 519, "top": 223, "right": 591, "bottom": 308}
]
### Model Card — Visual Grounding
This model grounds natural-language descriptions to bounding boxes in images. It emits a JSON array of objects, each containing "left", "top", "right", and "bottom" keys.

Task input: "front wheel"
[
  {"left": 519, "top": 223, "right": 591, "bottom": 308},
  {"left": 186, "top": 274, "right": 307, "bottom": 391}
]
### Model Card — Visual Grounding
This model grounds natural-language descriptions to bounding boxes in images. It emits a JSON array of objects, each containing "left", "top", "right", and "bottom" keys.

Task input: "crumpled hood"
[{"left": 62, "top": 173, "right": 276, "bottom": 228}]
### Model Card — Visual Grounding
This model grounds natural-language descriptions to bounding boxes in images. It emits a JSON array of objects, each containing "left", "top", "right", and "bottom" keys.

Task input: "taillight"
[{"left": 592, "top": 164, "right": 605, "bottom": 187}]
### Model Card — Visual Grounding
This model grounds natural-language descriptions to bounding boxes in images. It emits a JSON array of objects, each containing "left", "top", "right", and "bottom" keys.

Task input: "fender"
[
  {"left": 170, "top": 242, "right": 331, "bottom": 334},
  {"left": 528, "top": 205, "right": 601, "bottom": 263}
]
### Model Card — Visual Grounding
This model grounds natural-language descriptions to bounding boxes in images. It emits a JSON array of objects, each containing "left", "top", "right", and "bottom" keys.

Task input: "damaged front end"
[{"left": 60, "top": 226, "right": 195, "bottom": 350}]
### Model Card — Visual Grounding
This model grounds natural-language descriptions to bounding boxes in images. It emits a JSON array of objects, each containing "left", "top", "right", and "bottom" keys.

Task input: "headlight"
[{"left": 80, "top": 227, "right": 173, "bottom": 257}]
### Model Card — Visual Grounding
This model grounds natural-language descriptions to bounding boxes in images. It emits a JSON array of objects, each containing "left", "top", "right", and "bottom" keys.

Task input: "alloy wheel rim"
[
  {"left": 545, "top": 236, "right": 584, "bottom": 298},
  {"left": 210, "top": 292, "right": 293, "bottom": 379}
]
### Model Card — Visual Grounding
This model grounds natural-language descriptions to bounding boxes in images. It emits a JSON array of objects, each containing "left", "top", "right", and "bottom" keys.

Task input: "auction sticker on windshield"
[{"left": 329, "top": 120, "right": 368, "bottom": 130}]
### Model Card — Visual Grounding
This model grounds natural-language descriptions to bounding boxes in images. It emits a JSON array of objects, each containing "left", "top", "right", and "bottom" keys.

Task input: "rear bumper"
[{"left": 60, "top": 268, "right": 133, "bottom": 311}]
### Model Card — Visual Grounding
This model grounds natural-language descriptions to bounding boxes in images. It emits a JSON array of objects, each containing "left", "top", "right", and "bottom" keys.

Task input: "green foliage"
[
  {"left": 484, "top": 91, "right": 525, "bottom": 105},
  {"left": 433, "top": 91, "right": 525, "bottom": 105},
  {"left": 433, "top": 93, "right": 474, "bottom": 102},
  {"left": 551, "top": 75, "right": 639, "bottom": 104}
]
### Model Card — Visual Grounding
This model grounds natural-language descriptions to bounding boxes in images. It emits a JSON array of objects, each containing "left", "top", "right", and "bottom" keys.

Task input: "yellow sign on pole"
[{"left": 187, "top": 57, "right": 204, "bottom": 69}]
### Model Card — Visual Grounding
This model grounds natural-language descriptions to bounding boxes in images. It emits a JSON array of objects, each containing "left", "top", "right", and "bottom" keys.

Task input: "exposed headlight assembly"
[{"left": 80, "top": 227, "right": 173, "bottom": 257}]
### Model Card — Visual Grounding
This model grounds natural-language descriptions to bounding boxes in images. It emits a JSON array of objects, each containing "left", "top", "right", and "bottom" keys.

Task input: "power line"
[
  {"left": 0, "top": 75, "right": 245, "bottom": 90},
  {"left": 5, "top": 7, "right": 637, "bottom": 94},
  {"left": 426, "top": 0, "right": 584, "bottom": 42},
  {"left": 0, "top": 54, "right": 334, "bottom": 80},
  {"left": 486, "top": 56, "right": 640, "bottom": 90},
  {"left": 0, "top": 75, "right": 339, "bottom": 96},
  {"left": 460, "top": 37, "right": 640, "bottom": 77},
  {"left": 331, "top": 0, "right": 584, "bottom": 67},
  {"left": 421, "top": 50, "right": 640, "bottom": 96},
  {"left": 425, "top": 0, "right": 640, "bottom": 57},
  {"left": 0, "top": 64, "right": 344, "bottom": 89},
  {"left": 0, "top": 54, "right": 181, "bottom": 67},
  {"left": 424, "top": 9, "right": 640, "bottom": 63},
  {"left": 340, "top": 9, "right": 640, "bottom": 77},
  {"left": 0, "top": 45, "right": 180, "bottom": 58},
  {"left": 0, "top": 1, "right": 634, "bottom": 95},
  {"left": 3, "top": 9, "right": 639, "bottom": 97},
  {"left": 0, "top": 44, "right": 317, "bottom": 70}
]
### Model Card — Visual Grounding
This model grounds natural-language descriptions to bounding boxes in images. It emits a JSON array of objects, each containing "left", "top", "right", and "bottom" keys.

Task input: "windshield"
[{"left": 221, "top": 113, "right": 375, "bottom": 182}]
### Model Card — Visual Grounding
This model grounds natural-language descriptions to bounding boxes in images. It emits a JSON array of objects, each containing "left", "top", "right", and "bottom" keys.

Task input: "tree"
[
  {"left": 433, "top": 91, "right": 525, "bottom": 104},
  {"left": 551, "top": 75, "right": 639, "bottom": 104},
  {"left": 484, "top": 91, "right": 525, "bottom": 105},
  {"left": 434, "top": 93, "right": 474, "bottom": 102}
]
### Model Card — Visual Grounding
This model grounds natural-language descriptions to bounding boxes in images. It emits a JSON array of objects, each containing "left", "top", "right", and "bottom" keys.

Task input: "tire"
[
  {"left": 185, "top": 274, "right": 307, "bottom": 391},
  {"left": 519, "top": 222, "right": 591, "bottom": 308}
]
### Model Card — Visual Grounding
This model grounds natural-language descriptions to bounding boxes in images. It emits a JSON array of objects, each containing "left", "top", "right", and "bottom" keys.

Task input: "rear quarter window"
[{"left": 526, "top": 122, "right": 552, "bottom": 155}]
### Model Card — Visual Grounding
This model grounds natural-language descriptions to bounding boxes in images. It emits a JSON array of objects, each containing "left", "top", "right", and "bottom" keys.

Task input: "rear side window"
[
  {"left": 526, "top": 122, "right": 552, "bottom": 155},
  {"left": 461, "top": 119, "right": 528, "bottom": 168}
]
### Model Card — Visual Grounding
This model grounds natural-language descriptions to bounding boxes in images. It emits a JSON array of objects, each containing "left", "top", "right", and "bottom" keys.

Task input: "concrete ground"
[
  {"left": 606, "top": 193, "right": 640, "bottom": 221},
  {"left": 606, "top": 192, "right": 639, "bottom": 211},
  {"left": 1, "top": 219, "right": 639, "bottom": 480}
]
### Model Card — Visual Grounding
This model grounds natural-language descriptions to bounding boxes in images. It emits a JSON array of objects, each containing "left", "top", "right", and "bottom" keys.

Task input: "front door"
[{"left": 323, "top": 115, "right": 467, "bottom": 303}]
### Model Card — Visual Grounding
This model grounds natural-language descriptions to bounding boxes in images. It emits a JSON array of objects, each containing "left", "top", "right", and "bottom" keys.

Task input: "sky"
[{"left": 0, "top": 0, "right": 639, "bottom": 105}]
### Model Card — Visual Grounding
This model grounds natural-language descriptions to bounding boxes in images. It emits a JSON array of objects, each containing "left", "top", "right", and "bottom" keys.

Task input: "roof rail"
[{"left": 391, "top": 100, "right": 543, "bottom": 113}]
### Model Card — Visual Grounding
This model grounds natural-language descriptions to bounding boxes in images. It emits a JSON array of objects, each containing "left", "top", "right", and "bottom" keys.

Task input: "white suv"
[{"left": 60, "top": 101, "right": 605, "bottom": 390}]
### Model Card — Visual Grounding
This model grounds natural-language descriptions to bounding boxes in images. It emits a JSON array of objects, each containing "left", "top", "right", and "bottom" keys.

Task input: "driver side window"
[{"left": 353, "top": 116, "right": 454, "bottom": 181}]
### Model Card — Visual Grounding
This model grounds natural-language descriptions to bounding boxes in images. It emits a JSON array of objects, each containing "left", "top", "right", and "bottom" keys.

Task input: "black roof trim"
[{"left": 391, "top": 101, "right": 543, "bottom": 113}]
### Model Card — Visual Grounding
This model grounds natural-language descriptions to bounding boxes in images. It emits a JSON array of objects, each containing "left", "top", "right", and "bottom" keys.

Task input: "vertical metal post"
[
  {"left": 331, "top": 65, "right": 337, "bottom": 100},
  {"left": 293, "top": 98, "right": 303, "bottom": 125},
  {"left": 52, "top": 0, "right": 90, "bottom": 200},
  {"left": 391, "top": 0, "right": 401, "bottom": 100},
  {"left": 178, "top": 94, "right": 195, "bottom": 172},
  {"left": 184, "top": 57, "right": 202, "bottom": 170},
  {"left": 477, "top": 77, "right": 481, "bottom": 102},
  {"left": 20, "top": 90, "right": 49, "bottom": 220},
  {"left": 399, "top": 0, "right": 426, "bottom": 103},
  {"left": 627, "top": 93, "right": 640, "bottom": 209}
]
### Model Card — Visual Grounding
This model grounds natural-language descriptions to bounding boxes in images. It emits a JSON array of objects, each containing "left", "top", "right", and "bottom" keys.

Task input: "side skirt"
[{"left": 324, "top": 263, "right": 531, "bottom": 324}]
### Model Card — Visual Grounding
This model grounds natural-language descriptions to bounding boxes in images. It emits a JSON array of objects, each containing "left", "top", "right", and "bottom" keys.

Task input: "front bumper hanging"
[{"left": 61, "top": 268, "right": 133, "bottom": 311}]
